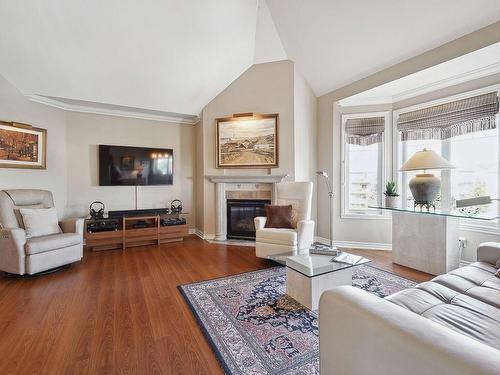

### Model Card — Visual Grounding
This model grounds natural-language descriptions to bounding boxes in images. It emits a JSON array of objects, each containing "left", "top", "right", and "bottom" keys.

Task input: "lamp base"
[
  {"left": 413, "top": 201, "right": 436, "bottom": 211},
  {"left": 409, "top": 174, "right": 440, "bottom": 211}
]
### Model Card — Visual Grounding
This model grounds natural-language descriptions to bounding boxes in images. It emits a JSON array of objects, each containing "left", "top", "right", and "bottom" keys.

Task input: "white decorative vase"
[{"left": 385, "top": 195, "right": 399, "bottom": 208}]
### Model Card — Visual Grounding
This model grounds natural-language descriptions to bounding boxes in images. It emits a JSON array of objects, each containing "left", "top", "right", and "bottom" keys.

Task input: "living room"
[{"left": 0, "top": 1, "right": 499, "bottom": 374}]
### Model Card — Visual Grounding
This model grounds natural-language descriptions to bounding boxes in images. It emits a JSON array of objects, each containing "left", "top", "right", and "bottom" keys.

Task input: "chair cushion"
[
  {"left": 264, "top": 204, "right": 294, "bottom": 229},
  {"left": 256, "top": 228, "right": 297, "bottom": 246},
  {"left": 387, "top": 262, "right": 500, "bottom": 350},
  {"left": 19, "top": 208, "right": 61, "bottom": 238},
  {"left": 25, "top": 233, "right": 81, "bottom": 255}
]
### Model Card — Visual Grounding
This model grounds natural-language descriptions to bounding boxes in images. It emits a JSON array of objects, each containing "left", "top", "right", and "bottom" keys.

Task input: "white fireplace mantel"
[
  {"left": 205, "top": 174, "right": 288, "bottom": 241},
  {"left": 206, "top": 174, "right": 288, "bottom": 184}
]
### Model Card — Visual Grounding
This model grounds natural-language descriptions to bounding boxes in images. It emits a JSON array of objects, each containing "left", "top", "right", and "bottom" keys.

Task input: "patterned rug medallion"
[{"left": 179, "top": 265, "right": 416, "bottom": 375}]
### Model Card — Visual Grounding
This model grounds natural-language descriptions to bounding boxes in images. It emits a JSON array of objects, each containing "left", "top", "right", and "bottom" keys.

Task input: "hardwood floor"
[{"left": 0, "top": 236, "right": 433, "bottom": 375}]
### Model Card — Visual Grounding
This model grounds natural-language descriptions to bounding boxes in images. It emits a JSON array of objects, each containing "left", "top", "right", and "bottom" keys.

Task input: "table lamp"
[{"left": 400, "top": 149, "right": 454, "bottom": 210}]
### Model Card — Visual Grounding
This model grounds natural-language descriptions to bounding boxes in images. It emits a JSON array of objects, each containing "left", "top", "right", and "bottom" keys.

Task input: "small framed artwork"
[
  {"left": 216, "top": 113, "right": 279, "bottom": 168},
  {"left": 0, "top": 121, "right": 47, "bottom": 169}
]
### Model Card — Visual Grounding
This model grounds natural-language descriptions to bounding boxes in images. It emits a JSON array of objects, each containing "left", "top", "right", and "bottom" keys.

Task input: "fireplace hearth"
[{"left": 226, "top": 199, "right": 270, "bottom": 240}]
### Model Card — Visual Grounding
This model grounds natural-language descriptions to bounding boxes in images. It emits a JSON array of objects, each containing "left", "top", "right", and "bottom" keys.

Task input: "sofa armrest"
[
  {"left": 60, "top": 218, "right": 84, "bottom": 236},
  {"left": 0, "top": 228, "right": 27, "bottom": 274},
  {"left": 319, "top": 286, "right": 500, "bottom": 375},
  {"left": 296, "top": 220, "right": 314, "bottom": 251},
  {"left": 254, "top": 216, "right": 267, "bottom": 231},
  {"left": 477, "top": 242, "right": 500, "bottom": 266}
]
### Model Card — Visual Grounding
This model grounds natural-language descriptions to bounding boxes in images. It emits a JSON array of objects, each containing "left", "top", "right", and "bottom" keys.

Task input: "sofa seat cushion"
[
  {"left": 25, "top": 233, "right": 81, "bottom": 255},
  {"left": 387, "top": 262, "right": 500, "bottom": 350},
  {"left": 256, "top": 228, "right": 297, "bottom": 246}
]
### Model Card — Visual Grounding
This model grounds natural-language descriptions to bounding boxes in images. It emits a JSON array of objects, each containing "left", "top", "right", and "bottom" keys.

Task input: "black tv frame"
[{"left": 98, "top": 144, "right": 174, "bottom": 186}]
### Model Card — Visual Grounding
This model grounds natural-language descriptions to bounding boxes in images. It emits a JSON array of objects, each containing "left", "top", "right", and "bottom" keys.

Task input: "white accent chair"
[
  {"left": 254, "top": 181, "right": 314, "bottom": 258},
  {"left": 0, "top": 189, "right": 83, "bottom": 275}
]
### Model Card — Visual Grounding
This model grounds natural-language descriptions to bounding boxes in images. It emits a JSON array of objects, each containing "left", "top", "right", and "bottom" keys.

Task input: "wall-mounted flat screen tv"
[{"left": 99, "top": 145, "right": 173, "bottom": 186}]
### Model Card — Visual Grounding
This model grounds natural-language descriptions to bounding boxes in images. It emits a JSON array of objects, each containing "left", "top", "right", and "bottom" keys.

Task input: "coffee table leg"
[{"left": 286, "top": 267, "right": 353, "bottom": 310}]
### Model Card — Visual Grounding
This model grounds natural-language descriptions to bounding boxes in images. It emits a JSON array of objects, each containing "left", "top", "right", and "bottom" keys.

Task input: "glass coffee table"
[{"left": 269, "top": 252, "right": 370, "bottom": 310}]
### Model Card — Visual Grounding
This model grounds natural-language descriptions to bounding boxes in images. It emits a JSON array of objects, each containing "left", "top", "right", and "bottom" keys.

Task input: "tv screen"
[{"left": 99, "top": 145, "right": 173, "bottom": 186}]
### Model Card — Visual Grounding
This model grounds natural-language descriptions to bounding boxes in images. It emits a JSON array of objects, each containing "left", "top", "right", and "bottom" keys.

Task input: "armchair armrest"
[
  {"left": 296, "top": 220, "right": 314, "bottom": 251},
  {"left": 254, "top": 216, "right": 267, "bottom": 231},
  {"left": 320, "top": 286, "right": 500, "bottom": 375},
  {"left": 60, "top": 218, "right": 84, "bottom": 236},
  {"left": 477, "top": 242, "right": 500, "bottom": 266},
  {"left": 0, "top": 228, "right": 27, "bottom": 274}
]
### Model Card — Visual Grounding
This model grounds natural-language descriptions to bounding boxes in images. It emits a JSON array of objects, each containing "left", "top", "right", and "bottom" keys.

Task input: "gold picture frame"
[
  {"left": 216, "top": 113, "right": 279, "bottom": 168},
  {"left": 0, "top": 121, "right": 47, "bottom": 169}
]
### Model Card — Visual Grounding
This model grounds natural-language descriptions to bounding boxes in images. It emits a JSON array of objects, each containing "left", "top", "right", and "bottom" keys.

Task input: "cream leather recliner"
[
  {"left": 0, "top": 189, "right": 83, "bottom": 275},
  {"left": 254, "top": 181, "right": 314, "bottom": 258}
]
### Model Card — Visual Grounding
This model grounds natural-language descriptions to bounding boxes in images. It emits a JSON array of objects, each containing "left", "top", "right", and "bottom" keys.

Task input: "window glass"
[
  {"left": 397, "top": 116, "right": 499, "bottom": 223},
  {"left": 347, "top": 142, "right": 381, "bottom": 211},
  {"left": 448, "top": 128, "right": 498, "bottom": 218}
]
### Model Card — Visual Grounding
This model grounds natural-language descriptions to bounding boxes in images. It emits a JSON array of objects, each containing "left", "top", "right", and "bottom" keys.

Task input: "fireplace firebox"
[{"left": 226, "top": 199, "right": 270, "bottom": 240}]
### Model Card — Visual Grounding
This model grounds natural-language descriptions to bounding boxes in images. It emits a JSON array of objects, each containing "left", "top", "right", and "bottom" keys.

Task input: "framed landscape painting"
[
  {"left": 216, "top": 113, "right": 278, "bottom": 168},
  {"left": 0, "top": 121, "right": 47, "bottom": 169}
]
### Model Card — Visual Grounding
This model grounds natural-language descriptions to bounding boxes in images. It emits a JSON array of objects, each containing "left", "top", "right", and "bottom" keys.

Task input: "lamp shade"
[{"left": 400, "top": 149, "right": 455, "bottom": 172}]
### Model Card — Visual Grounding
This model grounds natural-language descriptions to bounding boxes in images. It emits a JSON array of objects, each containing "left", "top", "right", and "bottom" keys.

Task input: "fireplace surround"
[{"left": 206, "top": 175, "right": 287, "bottom": 241}]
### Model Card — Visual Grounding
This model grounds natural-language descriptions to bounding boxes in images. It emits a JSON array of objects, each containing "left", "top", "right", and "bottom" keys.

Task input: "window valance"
[
  {"left": 397, "top": 92, "right": 499, "bottom": 141},
  {"left": 345, "top": 117, "right": 385, "bottom": 146}
]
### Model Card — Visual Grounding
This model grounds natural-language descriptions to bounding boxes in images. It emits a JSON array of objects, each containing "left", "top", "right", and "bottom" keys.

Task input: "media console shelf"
[{"left": 85, "top": 211, "right": 189, "bottom": 251}]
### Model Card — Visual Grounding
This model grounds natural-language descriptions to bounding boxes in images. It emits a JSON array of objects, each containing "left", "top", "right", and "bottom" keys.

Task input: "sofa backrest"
[{"left": 0, "top": 190, "right": 55, "bottom": 229}]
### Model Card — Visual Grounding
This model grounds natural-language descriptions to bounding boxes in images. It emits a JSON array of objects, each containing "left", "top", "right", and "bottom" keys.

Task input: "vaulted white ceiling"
[
  {"left": 0, "top": 0, "right": 280, "bottom": 118},
  {"left": 266, "top": 0, "right": 500, "bottom": 96},
  {"left": 1, "top": 0, "right": 499, "bottom": 119}
]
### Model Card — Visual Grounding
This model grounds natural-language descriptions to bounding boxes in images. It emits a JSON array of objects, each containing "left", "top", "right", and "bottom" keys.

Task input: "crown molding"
[
  {"left": 392, "top": 61, "right": 500, "bottom": 102},
  {"left": 26, "top": 94, "right": 199, "bottom": 125},
  {"left": 340, "top": 61, "right": 500, "bottom": 107}
]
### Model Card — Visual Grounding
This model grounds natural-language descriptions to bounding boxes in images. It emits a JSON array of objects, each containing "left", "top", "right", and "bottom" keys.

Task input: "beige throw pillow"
[{"left": 19, "top": 208, "right": 61, "bottom": 238}]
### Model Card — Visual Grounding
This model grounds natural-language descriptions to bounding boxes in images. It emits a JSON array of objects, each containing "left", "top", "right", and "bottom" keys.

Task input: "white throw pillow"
[{"left": 20, "top": 208, "right": 61, "bottom": 238}]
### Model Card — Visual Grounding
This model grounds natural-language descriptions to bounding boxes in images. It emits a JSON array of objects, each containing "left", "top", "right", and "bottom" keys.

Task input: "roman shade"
[
  {"left": 345, "top": 117, "right": 385, "bottom": 146},
  {"left": 397, "top": 92, "right": 499, "bottom": 141}
]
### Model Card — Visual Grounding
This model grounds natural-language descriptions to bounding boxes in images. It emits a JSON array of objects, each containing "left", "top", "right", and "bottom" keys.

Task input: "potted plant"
[{"left": 384, "top": 181, "right": 399, "bottom": 208}]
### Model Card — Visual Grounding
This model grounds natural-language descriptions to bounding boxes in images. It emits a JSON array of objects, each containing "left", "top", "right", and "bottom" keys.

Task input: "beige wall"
[
  {"left": 294, "top": 69, "right": 318, "bottom": 223},
  {"left": 195, "top": 115, "right": 204, "bottom": 232},
  {"left": 65, "top": 112, "right": 196, "bottom": 228},
  {"left": 0, "top": 74, "right": 68, "bottom": 217},
  {"left": 199, "top": 60, "right": 296, "bottom": 237},
  {"left": 316, "top": 22, "right": 500, "bottom": 250}
]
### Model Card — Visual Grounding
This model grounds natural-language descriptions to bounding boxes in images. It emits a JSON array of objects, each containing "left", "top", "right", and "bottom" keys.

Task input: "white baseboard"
[
  {"left": 314, "top": 236, "right": 392, "bottom": 251},
  {"left": 194, "top": 229, "right": 215, "bottom": 240},
  {"left": 188, "top": 228, "right": 196, "bottom": 235}
]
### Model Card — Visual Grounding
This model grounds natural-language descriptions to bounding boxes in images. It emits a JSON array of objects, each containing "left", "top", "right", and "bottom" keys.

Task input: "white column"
[{"left": 214, "top": 182, "right": 227, "bottom": 241}]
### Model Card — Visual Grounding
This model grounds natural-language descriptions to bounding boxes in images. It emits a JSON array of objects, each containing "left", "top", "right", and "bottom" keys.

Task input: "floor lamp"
[{"left": 316, "top": 170, "right": 338, "bottom": 252}]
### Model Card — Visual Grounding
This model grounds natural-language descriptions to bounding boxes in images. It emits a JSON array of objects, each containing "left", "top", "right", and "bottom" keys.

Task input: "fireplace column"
[{"left": 214, "top": 182, "right": 227, "bottom": 241}]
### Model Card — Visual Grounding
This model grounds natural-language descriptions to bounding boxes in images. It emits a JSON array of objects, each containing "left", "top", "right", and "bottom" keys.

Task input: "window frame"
[
  {"left": 392, "top": 84, "right": 500, "bottom": 232},
  {"left": 341, "top": 111, "right": 392, "bottom": 219}
]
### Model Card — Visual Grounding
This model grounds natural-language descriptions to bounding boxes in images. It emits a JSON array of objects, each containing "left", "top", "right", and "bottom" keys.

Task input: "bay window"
[{"left": 395, "top": 89, "right": 500, "bottom": 228}]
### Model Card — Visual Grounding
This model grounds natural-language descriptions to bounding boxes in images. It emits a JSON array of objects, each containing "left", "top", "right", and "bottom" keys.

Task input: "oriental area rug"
[{"left": 179, "top": 265, "right": 416, "bottom": 375}]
